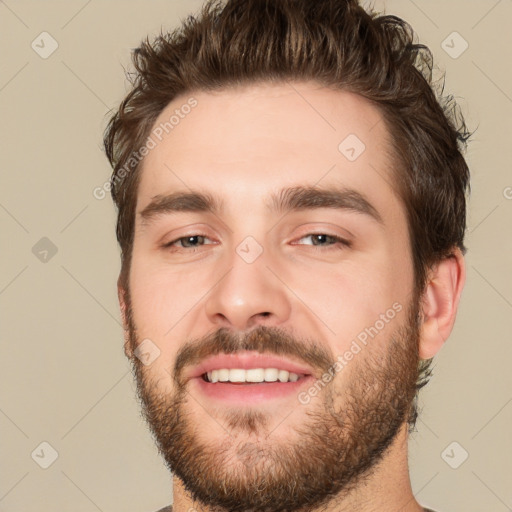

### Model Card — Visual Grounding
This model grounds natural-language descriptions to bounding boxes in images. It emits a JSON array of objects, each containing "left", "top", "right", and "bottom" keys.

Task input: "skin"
[{"left": 118, "top": 81, "right": 466, "bottom": 512}]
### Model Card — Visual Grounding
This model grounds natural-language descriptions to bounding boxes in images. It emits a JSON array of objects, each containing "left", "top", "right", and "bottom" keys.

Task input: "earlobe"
[
  {"left": 117, "top": 277, "right": 134, "bottom": 359},
  {"left": 419, "top": 248, "right": 466, "bottom": 359}
]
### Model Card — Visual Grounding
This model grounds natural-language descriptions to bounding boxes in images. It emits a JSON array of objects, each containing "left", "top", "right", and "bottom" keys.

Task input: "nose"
[{"left": 204, "top": 242, "right": 292, "bottom": 331}]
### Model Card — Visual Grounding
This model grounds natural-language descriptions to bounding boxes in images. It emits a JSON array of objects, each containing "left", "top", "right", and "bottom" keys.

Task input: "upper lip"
[{"left": 185, "top": 352, "right": 316, "bottom": 381}]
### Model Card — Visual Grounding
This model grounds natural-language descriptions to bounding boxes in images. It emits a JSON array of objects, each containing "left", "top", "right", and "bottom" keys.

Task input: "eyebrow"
[{"left": 139, "top": 185, "right": 383, "bottom": 225}]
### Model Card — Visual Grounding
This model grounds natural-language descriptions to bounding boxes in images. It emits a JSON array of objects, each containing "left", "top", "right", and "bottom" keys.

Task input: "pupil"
[
  {"left": 314, "top": 234, "right": 327, "bottom": 245},
  {"left": 185, "top": 235, "right": 202, "bottom": 247}
]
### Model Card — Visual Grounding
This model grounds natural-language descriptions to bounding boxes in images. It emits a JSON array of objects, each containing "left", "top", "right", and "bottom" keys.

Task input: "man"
[{"left": 103, "top": 0, "right": 471, "bottom": 511}]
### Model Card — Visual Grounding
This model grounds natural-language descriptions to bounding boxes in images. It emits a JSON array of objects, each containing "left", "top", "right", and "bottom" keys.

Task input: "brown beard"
[{"left": 126, "top": 295, "right": 421, "bottom": 512}]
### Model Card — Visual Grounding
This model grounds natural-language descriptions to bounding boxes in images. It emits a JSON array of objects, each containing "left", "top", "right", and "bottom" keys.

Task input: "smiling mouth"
[{"left": 201, "top": 368, "right": 310, "bottom": 384}]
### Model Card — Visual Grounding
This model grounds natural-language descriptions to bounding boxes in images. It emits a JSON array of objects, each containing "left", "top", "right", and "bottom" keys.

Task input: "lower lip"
[{"left": 190, "top": 375, "right": 315, "bottom": 404}]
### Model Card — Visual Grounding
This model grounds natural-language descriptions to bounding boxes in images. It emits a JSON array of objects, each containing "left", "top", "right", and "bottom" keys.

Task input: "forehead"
[{"left": 136, "top": 81, "right": 401, "bottom": 219}]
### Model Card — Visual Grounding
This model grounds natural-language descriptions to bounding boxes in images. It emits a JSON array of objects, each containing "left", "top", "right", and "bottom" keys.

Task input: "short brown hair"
[{"left": 103, "top": 0, "right": 472, "bottom": 427}]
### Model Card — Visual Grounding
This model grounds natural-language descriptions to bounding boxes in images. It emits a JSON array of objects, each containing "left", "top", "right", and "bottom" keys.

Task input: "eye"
[
  {"left": 294, "top": 233, "right": 351, "bottom": 250},
  {"left": 161, "top": 232, "right": 350, "bottom": 252},
  {"left": 163, "top": 234, "right": 215, "bottom": 251}
]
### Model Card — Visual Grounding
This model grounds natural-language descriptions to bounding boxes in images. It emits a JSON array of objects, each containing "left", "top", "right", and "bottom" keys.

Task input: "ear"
[
  {"left": 117, "top": 276, "right": 134, "bottom": 359},
  {"left": 419, "top": 248, "right": 466, "bottom": 359}
]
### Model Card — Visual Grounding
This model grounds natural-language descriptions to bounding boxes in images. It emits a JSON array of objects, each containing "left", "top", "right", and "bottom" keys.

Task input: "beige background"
[{"left": 1, "top": 1, "right": 511, "bottom": 511}]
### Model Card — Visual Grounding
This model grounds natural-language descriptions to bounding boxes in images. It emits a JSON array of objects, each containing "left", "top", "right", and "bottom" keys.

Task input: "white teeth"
[
  {"left": 229, "top": 369, "right": 246, "bottom": 382},
  {"left": 205, "top": 368, "right": 303, "bottom": 383},
  {"left": 264, "top": 368, "right": 278, "bottom": 382},
  {"left": 278, "top": 370, "right": 290, "bottom": 382},
  {"left": 246, "top": 368, "right": 265, "bottom": 382},
  {"left": 218, "top": 369, "right": 230, "bottom": 382}
]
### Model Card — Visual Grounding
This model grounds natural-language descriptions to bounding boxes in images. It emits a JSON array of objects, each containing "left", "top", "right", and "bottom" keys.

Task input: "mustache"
[{"left": 173, "top": 325, "right": 335, "bottom": 385}]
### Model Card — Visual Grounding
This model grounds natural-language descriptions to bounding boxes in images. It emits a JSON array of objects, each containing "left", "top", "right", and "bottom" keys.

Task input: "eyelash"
[{"left": 162, "top": 233, "right": 351, "bottom": 252}]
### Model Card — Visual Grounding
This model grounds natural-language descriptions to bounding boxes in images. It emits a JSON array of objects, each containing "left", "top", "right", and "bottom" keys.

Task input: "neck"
[{"left": 171, "top": 424, "right": 423, "bottom": 512}]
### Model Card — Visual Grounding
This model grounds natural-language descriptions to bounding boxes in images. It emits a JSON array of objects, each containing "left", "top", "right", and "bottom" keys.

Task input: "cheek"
[
  {"left": 127, "top": 253, "right": 191, "bottom": 376},
  {"left": 129, "top": 249, "right": 197, "bottom": 331},
  {"left": 286, "top": 248, "right": 413, "bottom": 354},
  {"left": 128, "top": 250, "right": 227, "bottom": 374}
]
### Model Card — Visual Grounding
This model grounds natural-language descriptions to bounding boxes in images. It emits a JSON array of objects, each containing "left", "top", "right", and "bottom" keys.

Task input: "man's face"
[{"left": 123, "top": 81, "right": 420, "bottom": 511}]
